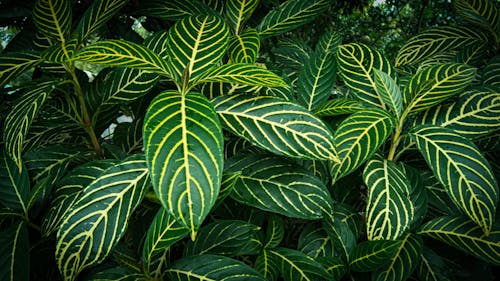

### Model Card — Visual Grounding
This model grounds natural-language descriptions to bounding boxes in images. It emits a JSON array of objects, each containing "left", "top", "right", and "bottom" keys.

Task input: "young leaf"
[
  {"left": 143, "top": 91, "right": 224, "bottom": 239},
  {"left": 196, "top": 63, "right": 286, "bottom": 87},
  {"left": 0, "top": 152, "right": 29, "bottom": 215},
  {"left": 418, "top": 216, "right": 500, "bottom": 265},
  {"left": 0, "top": 221, "right": 29, "bottom": 281},
  {"left": 213, "top": 94, "right": 338, "bottom": 161},
  {"left": 0, "top": 52, "right": 41, "bottom": 88},
  {"left": 349, "top": 240, "right": 402, "bottom": 272},
  {"left": 56, "top": 154, "right": 149, "bottom": 281},
  {"left": 267, "top": 247, "right": 331, "bottom": 281},
  {"left": 228, "top": 29, "right": 260, "bottom": 64},
  {"left": 313, "top": 98, "right": 365, "bottom": 117},
  {"left": 225, "top": 0, "right": 259, "bottom": 33},
  {"left": 410, "top": 126, "right": 499, "bottom": 234},
  {"left": 75, "top": 0, "right": 128, "bottom": 43},
  {"left": 33, "top": 0, "right": 72, "bottom": 43},
  {"left": 373, "top": 69, "right": 403, "bottom": 118},
  {"left": 138, "top": 0, "right": 216, "bottom": 20}
]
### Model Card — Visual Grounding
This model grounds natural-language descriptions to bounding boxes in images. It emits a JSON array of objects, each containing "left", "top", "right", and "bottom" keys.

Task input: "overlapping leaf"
[
  {"left": 225, "top": 0, "right": 259, "bottom": 33},
  {"left": 410, "top": 126, "right": 499, "bottom": 234},
  {"left": 75, "top": 0, "right": 128, "bottom": 43},
  {"left": 42, "top": 39, "right": 77, "bottom": 62},
  {"left": 271, "top": 38, "right": 312, "bottom": 70},
  {"left": 228, "top": 29, "right": 260, "bottom": 64},
  {"left": 374, "top": 69, "right": 403, "bottom": 118},
  {"left": 255, "top": 250, "right": 280, "bottom": 281},
  {"left": 0, "top": 152, "right": 29, "bottom": 215},
  {"left": 56, "top": 155, "right": 149, "bottom": 281},
  {"left": 213, "top": 94, "right": 338, "bottom": 161},
  {"left": 33, "top": 0, "right": 71, "bottom": 43},
  {"left": 197, "top": 63, "right": 286, "bottom": 87},
  {"left": 349, "top": 240, "right": 402, "bottom": 272},
  {"left": 144, "top": 91, "right": 223, "bottom": 238},
  {"left": 416, "top": 247, "right": 455, "bottom": 281},
  {"left": 0, "top": 52, "right": 41, "bottom": 88},
  {"left": 298, "top": 223, "right": 334, "bottom": 258},
  {"left": 100, "top": 68, "right": 159, "bottom": 103},
  {"left": 454, "top": 0, "right": 499, "bottom": 30},
  {"left": 139, "top": 0, "right": 216, "bottom": 20},
  {"left": 264, "top": 215, "right": 285, "bottom": 249},
  {"left": 482, "top": 55, "right": 500, "bottom": 86},
  {"left": 267, "top": 247, "right": 331, "bottom": 281},
  {"left": 322, "top": 216, "right": 356, "bottom": 263},
  {"left": 313, "top": 98, "right": 365, "bottom": 117},
  {"left": 0, "top": 221, "right": 29, "bottom": 281},
  {"left": 419, "top": 216, "right": 500, "bottom": 265}
]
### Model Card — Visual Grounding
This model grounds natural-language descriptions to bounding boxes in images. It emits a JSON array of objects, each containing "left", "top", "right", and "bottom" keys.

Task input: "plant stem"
[{"left": 387, "top": 109, "right": 410, "bottom": 161}]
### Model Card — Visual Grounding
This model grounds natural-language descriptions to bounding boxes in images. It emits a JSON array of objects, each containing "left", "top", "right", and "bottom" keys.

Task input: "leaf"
[
  {"left": 228, "top": 28, "right": 260, "bottom": 64},
  {"left": 410, "top": 126, "right": 499, "bottom": 234},
  {"left": 418, "top": 216, "right": 500, "bottom": 265},
  {"left": 255, "top": 250, "right": 280, "bottom": 281},
  {"left": 225, "top": 0, "right": 259, "bottom": 33},
  {"left": 33, "top": 0, "right": 72, "bottom": 43},
  {"left": 75, "top": 0, "right": 128, "bottom": 43},
  {"left": 3, "top": 81, "right": 57, "bottom": 170},
  {"left": 166, "top": 15, "right": 230, "bottom": 84},
  {"left": 226, "top": 154, "right": 334, "bottom": 219},
  {"left": 404, "top": 63, "right": 476, "bottom": 114},
  {"left": 313, "top": 98, "right": 365, "bottom": 117},
  {"left": 139, "top": 0, "right": 216, "bottom": 20},
  {"left": 349, "top": 240, "right": 402, "bottom": 272},
  {"left": 213, "top": 94, "right": 338, "bottom": 161},
  {"left": 422, "top": 170, "right": 461, "bottom": 216},
  {"left": 0, "top": 152, "right": 29, "bottom": 215},
  {"left": 264, "top": 215, "right": 285, "bottom": 249},
  {"left": 331, "top": 108, "right": 395, "bottom": 180},
  {"left": 322, "top": 216, "right": 356, "bottom": 263},
  {"left": 0, "top": 221, "right": 29, "bottom": 281},
  {"left": 318, "top": 256, "right": 347, "bottom": 281},
  {"left": 197, "top": 63, "right": 286, "bottom": 87},
  {"left": 416, "top": 247, "right": 455, "bottom": 281},
  {"left": 55, "top": 154, "right": 150, "bottom": 281},
  {"left": 373, "top": 69, "right": 403, "bottom": 118},
  {"left": 42, "top": 39, "right": 77, "bottom": 62},
  {"left": 167, "top": 254, "right": 266, "bottom": 281},
  {"left": 256, "top": 0, "right": 333, "bottom": 39},
  {"left": 142, "top": 207, "right": 189, "bottom": 274},
  {"left": 395, "top": 26, "right": 489, "bottom": 66},
  {"left": 482, "top": 55, "right": 500, "bottom": 86},
  {"left": 100, "top": 68, "right": 159, "bottom": 103},
  {"left": 364, "top": 157, "right": 414, "bottom": 241},
  {"left": 271, "top": 38, "right": 312, "bottom": 70},
  {"left": 267, "top": 247, "right": 331, "bottom": 281},
  {"left": 337, "top": 43, "right": 397, "bottom": 108},
  {"left": 74, "top": 40, "right": 170, "bottom": 75},
  {"left": 373, "top": 233, "right": 423, "bottom": 281},
  {"left": 84, "top": 267, "right": 145, "bottom": 281},
  {"left": 143, "top": 91, "right": 224, "bottom": 239},
  {"left": 298, "top": 222, "right": 334, "bottom": 258},
  {"left": 454, "top": 0, "right": 499, "bottom": 30},
  {"left": 0, "top": 52, "right": 41, "bottom": 88}
]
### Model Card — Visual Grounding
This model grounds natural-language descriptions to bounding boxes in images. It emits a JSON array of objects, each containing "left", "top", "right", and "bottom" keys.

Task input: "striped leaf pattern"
[
  {"left": 55, "top": 154, "right": 149, "bottom": 281},
  {"left": 0, "top": 221, "right": 29, "bottom": 281},
  {"left": 267, "top": 247, "right": 331, "bottom": 281},
  {"left": 364, "top": 157, "right": 414, "bottom": 241},
  {"left": 373, "top": 69, "right": 403, "bottom": 118},
  {"left": 255, "top": 250, "right": 280, "bottom": 281},
  {"left": 419, "top": 216, "right": 500, "bottom": 265},
  {"left": 322, "top": 216, "right": 356, "bottom": 263},
  {"left": 228, "top": 28, "right": 260, "bottom": 64},
  {"left": 373, "top": 234, "right": 423, "bottom": 281},
  {"left": 331, "top": 108, "right": 396, "bottom": 180},
  {"left": 404, "top": 63, "right": 476, "bottom": 113},
  {"left": 256, "top": 0, "right": 333, "bottom": 39},
  {"left": 139, "top": 0, "right": 216, "bottom": 21},
  {"left": 264, "top": 215, "right": 285, "bottom": 249},
  {"left": 100, "top": 68, "right": 159, "bottom": 103},
  {"left": 75, "top": 0, "right": 127, "bottom": 43},
  {"left": 410, "top": 126, "right": 499, "bottom": 234},
  {"left": 0, "top": 152, "right": 29, "bottom": 215},
  {"left": 395, "top": 26, "right": 489, "bottom": 66},
  {"left": 298, "top": 223, "right": 334, "bottom": 258},
  {"left": 482, "top": 55, "right": 500, "bottom": 86},
  {"left": 225, "top": 0, "right": 259, "bottom": 33},
  {"left": 33, "top": 0, "right": 71, "bottom": 43},
  {"left": 167, "top": 254, "right": 266, "bottom": 280},
  {"left": 197, "top": 63, "right": 286, "bottom": 87},
  {"left": 454, "top": 0, "right": 499, "bottom": 30},
  {"left": 166, "top": 15, "right": 230, "bottom": 83},
  {"left": 42, "top": 39, "right": 77, "bottom": 62},
  {"left": 349, "top": 240, "right": 402, "bottom": 272},
  {"left": 416, "top": 247, "right": 454, "bottom": 281},
  {"left": 313, "top": 98, "right": 365, "bottom": 117},
  {"left": 337, "top": 43, "right": 397, "bottom": 108},
  {"left": 226, "top": 154, "right": 334, "bottom": 219},
  {"left": 75, "top": 40, "right": 170, "bottom": 75},
  {"left": 143, "top": 91, "right": 224, "bottom": 238},
  {"left": 213, "top": 94, "right": 338, "bottom": 161},
  {"left": 0, "top": 52, "right": 41, "bottom": 88}
]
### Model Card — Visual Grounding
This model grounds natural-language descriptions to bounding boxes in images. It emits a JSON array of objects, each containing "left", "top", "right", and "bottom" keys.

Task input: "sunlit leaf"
[
  {"left": 197, "top": 63, "right": 286, "bottom": 87},
  {"left": 373, "top": 69, "right": 403, "bottom": 118},
  {"left": 313, "top": 98, "right": 365, "bottom": 117}
]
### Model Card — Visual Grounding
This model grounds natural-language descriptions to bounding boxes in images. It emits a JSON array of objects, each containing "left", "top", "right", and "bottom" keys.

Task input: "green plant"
[{"left": 0, "top": 0, "right": 499, "bottom": 280}]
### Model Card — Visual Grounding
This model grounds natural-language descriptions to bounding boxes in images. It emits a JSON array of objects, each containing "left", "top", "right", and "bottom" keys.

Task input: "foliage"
[{"left": 0, "top": 0, "right": 499, "bottom": 280}]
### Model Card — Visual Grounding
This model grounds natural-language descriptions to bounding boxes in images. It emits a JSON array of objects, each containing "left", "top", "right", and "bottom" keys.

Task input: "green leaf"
[
  {"left": 416, "top": 247, "right": 455, "bottom": 281},
  {"left": 298, "top": 222, "right": 334, "bottom": 258},
  {"left": 267, "top": 247, "right": 331, "bottom": 281},
  {"left": 331, "top": 108, "right": 395, "bottom": 180},
  {"left": 42, "top": 39, "right": 77, "bottom": 62},
  {"left": 33, "top": 0, "right": 72, "bottom": 43},
  {"left": 197, "top": 63, "right": 286, "bottom": 87},
  {"left": 0, "top": 221, "right": 29, "bottom": 281},
  {"left": 454, "top": 0, "right": 499, "bottom": 30},
  {"left": 256, "top": 0, "right": 333, "bottom": 39},
  {"left": 144, "top": 91, "right": 224, "bottom": 239},
  {"left": 225, "top": 0, "right": 259, "bottom": 33},
  {"left": 184, "top": 220, "right": 261, "bottom": 256},
  {"left": 395, "top": 26, "right": 489, "bottom": 66},
  {"left": 213, "top": 94, "right": 338, "bottom": 161},
  {"left": 404, "top": 63, "right": 476, "bottom": 114},
  {"left": 373, "top": 69, "right": 403, "bottom": 118},
  {"left": 84, "top": 267, "right": 145, "bottom": 281},
  {"left": 313, "top": 98, "right": 365, "bottom": 117},
  {"left": 99, "top": 68, "right": 159, "bottom": 103},
  {"left": 322, "top": 216, "right": 356, "bottom": 263},
  {"left": 228, "top": 29, "right": 260, "bottom": 64},
  {"left": 167, "top": 254, "right": 266, "bottom": 281},
  {"left": 0, "top": 52, "right": 41, "bottom": 88},
  {"left": 75, "top": 40, "right": 170, "bottom": 75},
  {"left": 56, "top": 154, "right": 149, "bottom": 281},
  {"left": 337, "top": 43, "right": 397, "bottom": 108},
  {"left": 422, "top": 170, "right": 461, "bottom": 216},
  {"left": 226, "top": 154, "right": 333, "bottom": 219},
  {"left": 0, "top": 152, "right": 29, "bottom": 215},
  {"left": 75, "top": 0, "right": 128, "bottom": 43},
  {"left": 264, "top": 215, "right": 285, "bottom": 249},
  {"left": 418, "top": 216, "right": 500, "bottom": 265},
  {"left": 373, "top": 233, "right": 423, "bottom": 281},
  {"left": 166, "top": 15, "right": 230, "bottom": 84},
  {"left": 364, "top": 157, "right": 414, "bottom": 240},
  {"left": 410, "top": 126, "right": 499, "bottom": 234},
  {"left": 142, "top": 207, "right": 189, "bottom": 274},
  {"left": 482, "top": 55, "right": 500, "bottom": 86},
  {"left": 319, "top": 256, "right": 347, "bottom": 281},
  {"left": 255, "top": 250, "right": 280, "bottom": 281},
  {"left": 139, "top": 0, "right": 216, "bottom": 20},
  {"left": 349, "top": 240, "right": 402, "bottom": 272}
]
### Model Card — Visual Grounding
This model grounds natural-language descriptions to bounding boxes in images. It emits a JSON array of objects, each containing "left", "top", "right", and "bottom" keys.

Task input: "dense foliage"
[{"left": 0, "top": 0, "right": 499, "bottom": 280}]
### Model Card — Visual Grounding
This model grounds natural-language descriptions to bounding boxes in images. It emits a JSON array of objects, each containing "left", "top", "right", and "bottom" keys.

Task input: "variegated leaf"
[
  {"left": 33, "top": 0, "right": 72, "bottom": 43},
  {"left": 197, "top": 63, "right": 286, "bottom": 87},
  {"left": 322, "top": 215, "right": 356, "bottom": 263},
  {"left": 313, "top": 98, "right": 365, "bottom": 117},
  {"left": 0, "top": 52, "right": 41, "bottom": 88},
  {"left": 139, "top": 0, "right": 216, "bottom": 20},
  {"left": 349, "top": 240, "right": 402, "bottom": 272},
  {"left": 227, "top": 28, "right": 260, "bottom": 64},
  {"left": 0, "top": 152, "right": 29, "bottom": 215},
  {"left": 0, "top": 221, "right": 29, "bottom": 281},
  {"left": 255, "top": 250, "right": 280, "bottom": 281},
  {"left": 225, "top": 0, "right": 259, "bottom": 33},
  {"left": 75, "top": 0, "right": 128, "bottom": 43},
  {"left": 267, "top": 247, "right": 331, "bottom": 281},
  {"left": 264, "top": 215, "right": 285, "bottom": 249},
  {"left": 482, "top": 55, "right": 500, "bottom": 86},
  {"left": 416, "top": 247, "right": 455, "bottom": 281},
  {"left": 315, "top": 31, "right": 342, "bottom": 55},
  {"left": 42, "top": 39, "right": 77, "bottom": 62},
  {"left": 298, "top": 222, "right": 334, "bottom": 258},
  {"left": 373, "top": 69, "right": 403, "bottom": 118},
  {"left": 454, "top": 0, "right": 499, "bottom": 30}
]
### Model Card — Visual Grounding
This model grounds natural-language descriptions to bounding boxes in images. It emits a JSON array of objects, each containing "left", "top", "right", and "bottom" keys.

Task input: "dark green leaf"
[
  {"left": 33, "top": 0, "right": 72, "bottom": 43},
  {"left": 197, "top": 63, "right": 286, "bottom": 87},
  {"left": 267, "top": 247, "right": 331, "bottom": 281},
  {"left": 298, "top": 222, "right": 334, "bottom": 258},
  {"left": 139, "top": 0, "right": 216, "bottom": 20},
  {"left": 264, "top": 215, "right": 285, "bottom": 249},
  {"left": 75, "top": 0, "right": 128, "bottom": 43},
  {"left": 228, "top": 29, "right": 260, "bottom": 64},
  {"left": 349, "top": 240, "right": 402, "bottom": 272},
  {"left": 313, "top": 98, "right": 365, "bottom": 117},
  {"left": 225, "top": 0, "right": 259, "bottom": 33},
  {"left": 0, "top": 152, "right": 29, "bottom": 214},
  {"left": 0, "top": 52, "right": 41, "bottom": 88},
  {"left": 0, "top": 221, "right": 29, "bottom": 281}
]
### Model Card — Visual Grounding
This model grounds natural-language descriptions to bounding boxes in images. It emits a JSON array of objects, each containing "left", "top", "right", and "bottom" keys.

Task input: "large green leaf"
[
  {"left": 74, "top": 40, "right": 170, "bottom": 75},
  {"left": 213, "top": 94, "right": 338, "bottom": 161},
  {"left": 55, "top": 154, "right": 149, "bottom": 281},
  {"left": 143, "top": 91, "right": 224, "bottom": 239},
  {"left": 33, "top": 0, "right": 71, "bottom": 43},
  {"left": 454, "top": 0, "right": 499, "bottom": 30},
  {"left": 226, "top": 154, "right": 333, "bottom": 219},
  {"left": 331, "top": 108, "right": 395, "bottom": 180},
  {"left": 364, "top": 157, "right": 414, "bottom": 240},
  {"left": 403, "top": 63, "right": 476, "bottom": 114},
  {"left": 166, "top": 15, "right": 230, "bottom": 84},
  {"left": 256, "top": 0, "right": 333, "bottom": 39},
  {"left": 196, "top": 63, "right": 286, "bottom": 87},
  {"left": 313, "top": 98, "right": 365, "bottom": 117},
  {"left": 373, "top": 69, "right": 403, "bottom": 118},
  {"left": 373, "top": 233, "right": 423, "bottom": 281},
  {"left": 139, "top": 0, "right": 216, "bottom": 20},
  {"left": 410, "top": 126, "right": 498, "bottom": 234},
  {"left": 0, "top": 221, "right": 29, "bottom": 281},
  {"left": 267, "top": 247, "right": 331, "bottom": 281},
  {"left": 337, "top": 43, "right": 397, "bottom": 108},
  {"left": 225, "top": 0, "right": 259, "bottom": 33},
  {"left": 0, "top": 52, "right": 41, "bottom": 88},
  {"left": 395, "top": 26, "right": 489, "bottom": 66},
  {"left": 75, "top": 0, "right": 128, "bottom": 43},
  {"left": 0, "top": 152, "right": 29, "bottom": 215},
  {"left": 418, "top": 216, "right": 500, "bottom": 265},
  {"left": 349, "top": 240, "right": 402, "bottom": 272},
  {"left": 166, "top": 254, "right": 266, "bottom": 281},
  {"left": 271, "top": 38, "right": 312, "bottom": 71},
  {"left": 228, "top": 28, "right": 260, "bottom": 64}
]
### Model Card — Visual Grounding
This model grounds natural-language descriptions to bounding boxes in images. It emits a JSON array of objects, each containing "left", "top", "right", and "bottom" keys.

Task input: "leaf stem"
[{"left": 387, "top": 108, "right": 410, "bottom": 161}]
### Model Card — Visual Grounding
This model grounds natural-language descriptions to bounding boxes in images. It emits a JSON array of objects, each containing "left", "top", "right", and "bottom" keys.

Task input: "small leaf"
[
  {"left": 228, "top": 29, "right": 260, "bottom": 64},
  {"left": 33, "top": 0, "right": 72, "bottom": 43},
  {"left": 349, "top": 240, "right": 402, "bottom": 272},
  {"left": 0, "top": 52, "right": 41, "bottom": 88},
  {"left": 0, "top": 152, "right": 29, "bottom": 215},
  {"left": 0, "top": 221, "right": 29, "bottom": 281},
  {"left": 313, "top": 98, "right": 365, "bottom": 117},
  {"left": 267, "top": 247, "right": 331, "bottom": 281},
  {"left": 373, "top": 69, "right": 403, "bottom": 118},
  {"left": 197, "top": 63, "right": 286, "bottom": 87},
  {"left": 225, "top": 0, "right": 259, "bottom": 33}
]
